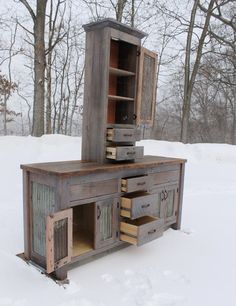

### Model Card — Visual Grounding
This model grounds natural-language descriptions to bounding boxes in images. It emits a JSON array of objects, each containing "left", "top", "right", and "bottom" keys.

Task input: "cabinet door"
[
  {"left": 46, "top": 209, "right": 72, "bottom": 274},
  {"left": 163, "top": 185, "right": 179, "bottom": 225},
  {"left": 136, "top": 47, "right": 157, "bottom": 126},
  {"left": 95, "top": 198, "right": 119, "bottom": 249}
]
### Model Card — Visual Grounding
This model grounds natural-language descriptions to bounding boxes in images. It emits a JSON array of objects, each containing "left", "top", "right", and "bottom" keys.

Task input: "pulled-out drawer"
[
  {"left": 150, "top": 170, "right": 180, "bottom": 188},
  {"left": 121, "top": 175, "right": 149, "bottom": 193},
  {"left": 121, "top": 192, "right": 157, "bottom": 219},
  {"left": 106, "top": 146, "right": 144, "bottom": 161},
  {"left": 107, "top": 128, "right": 141, "bottom": 142},
  {"left": 120, "top": 216, "right": 164, "bottom": 246}
]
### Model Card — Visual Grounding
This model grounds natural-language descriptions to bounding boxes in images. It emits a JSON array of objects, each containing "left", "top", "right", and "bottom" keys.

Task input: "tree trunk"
[
  {"left": 116, "top": 0, "right": 127, "bottom": 22},
  {"left": 181, "top": 0, "right": 215, "bottom": 143},
  {"left": 32, "top": 0, "right": 47, "bottom": 137},
  {"left": 3, "top": 93, "right": 7, "bottom": 136}
]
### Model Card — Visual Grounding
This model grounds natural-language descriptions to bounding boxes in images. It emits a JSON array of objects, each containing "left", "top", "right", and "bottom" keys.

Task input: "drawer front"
[
  {"left": 120, "top": 216, "right": 164, "bottom": 246},
  {"left": 121, "top": 193, "right": 158, "bottom": 219},
  {"left": 150, "top": 170, "right": 180, "bottom": 188},
  {"left": 107, "top": 128, "right": 141, "bottom": 142},
  {"left": 121, "top": 175, "right": 149, "bottom": 193},
  {"left": 70, "top": 179, "right": 119, "bottom": 201},
  {"left": 106, "top": 146, "right": 144, "bottom": 161}
]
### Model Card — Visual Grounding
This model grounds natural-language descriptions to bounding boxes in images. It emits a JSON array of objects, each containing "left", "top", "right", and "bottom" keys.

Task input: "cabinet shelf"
[
  {"left": 109, "top": 67, "right": 135, "bottom": 77},
  {"left": 108, "top": 95, "right": 134, "bottom": 102}
]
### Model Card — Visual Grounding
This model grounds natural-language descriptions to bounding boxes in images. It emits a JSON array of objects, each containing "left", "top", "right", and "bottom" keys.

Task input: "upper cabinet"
[{"left": 82, "top": 19, "right": 158, "bottom": 164}]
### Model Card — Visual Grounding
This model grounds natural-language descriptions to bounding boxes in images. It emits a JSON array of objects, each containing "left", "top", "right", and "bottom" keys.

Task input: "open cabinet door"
[
  {"left": 136, "top": 47, "right": 157, "bottom": 126},
  {"left": 46, "top": 208, "right": 72, "bottom": 274}
]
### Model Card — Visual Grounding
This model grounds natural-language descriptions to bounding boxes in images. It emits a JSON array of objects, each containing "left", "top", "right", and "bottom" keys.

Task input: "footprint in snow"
[{"left": 181, "top": 228, "right": 195, "bottom": 235}]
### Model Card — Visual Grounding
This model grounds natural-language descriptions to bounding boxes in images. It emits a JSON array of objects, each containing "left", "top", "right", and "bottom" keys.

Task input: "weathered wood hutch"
[{"left": 20, "top": 19, "right": 186, "bottom": 282}]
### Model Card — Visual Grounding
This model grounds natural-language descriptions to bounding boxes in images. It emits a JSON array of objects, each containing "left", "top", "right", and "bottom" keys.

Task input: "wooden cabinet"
[
  {"left": 20, "top": 18, "right": 186, "bottom": 284},
  {"left": 82, "top": 19, "right": 158, "bottom": 164},
  {"left": 21, "top": 157, "right": 186, "bottom": 281}
]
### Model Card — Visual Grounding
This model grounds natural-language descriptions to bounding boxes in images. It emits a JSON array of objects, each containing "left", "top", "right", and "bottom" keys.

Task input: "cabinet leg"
[
  {"left": 172, "top": 163, "right": 185, "bottom": 230},
  {"left": 52, "top": 266, "right": 68, "bottom": 282}
]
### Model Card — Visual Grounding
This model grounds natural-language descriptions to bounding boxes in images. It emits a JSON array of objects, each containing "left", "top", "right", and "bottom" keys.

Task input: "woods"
[{"left": 0, "top": 0, "right": 235, "bottom": 143}]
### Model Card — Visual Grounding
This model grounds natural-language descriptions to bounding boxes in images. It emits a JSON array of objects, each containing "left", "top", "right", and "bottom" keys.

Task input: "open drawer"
[
  {"left": 120, "top": 216, "right": 164, "bottom": 246},
  {"left": 121, "top": 192, "right": 157, "bottom": 219},
  {"left": 107, "top": 128, "right": 141, "bottom": 142},
  {"left": 106, "top": 146, "right": 144, "bottom": 161},
  {"left": 121, "top": 175, "right": 149, "bottom": 193}
]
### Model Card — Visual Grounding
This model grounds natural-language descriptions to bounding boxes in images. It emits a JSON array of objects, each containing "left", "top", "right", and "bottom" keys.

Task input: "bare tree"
[{"left": 19, "top": 0, "right": 48, "bottom": 137}]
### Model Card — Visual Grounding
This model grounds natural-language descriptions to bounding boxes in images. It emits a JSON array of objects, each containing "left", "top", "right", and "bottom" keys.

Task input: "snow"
[{"left": 0, "top": 135, "right": 236, "bottom": 306}]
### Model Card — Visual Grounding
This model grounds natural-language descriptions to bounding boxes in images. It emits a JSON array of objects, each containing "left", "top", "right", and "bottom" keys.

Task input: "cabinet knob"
[{"left": 148, "top": 229, "right": 157, "bottom": 235}]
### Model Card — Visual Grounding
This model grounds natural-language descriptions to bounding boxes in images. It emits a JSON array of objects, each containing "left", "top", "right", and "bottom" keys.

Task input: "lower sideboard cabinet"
[{"left": 20, "top": 156, "right": 186, "bottom": 281}]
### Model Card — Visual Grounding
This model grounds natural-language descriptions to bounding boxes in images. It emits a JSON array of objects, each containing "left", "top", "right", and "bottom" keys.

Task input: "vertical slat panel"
[
  {"left": 32, "top": 182, "right": 55, "bottom": 257},
  {"left": 100, "top": 201, "right": 112, "bottom": 241}
]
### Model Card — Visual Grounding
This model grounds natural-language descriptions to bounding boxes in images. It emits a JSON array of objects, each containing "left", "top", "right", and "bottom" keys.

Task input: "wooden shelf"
[
  {"left": 108, "top": 95, "right": 134, "bottom": 102},
  {"left": 109, "top": 67, "right": 135, "bottom": 77},
  {"left": 73, "top": 231, "right": 93, "bottom": 257}
]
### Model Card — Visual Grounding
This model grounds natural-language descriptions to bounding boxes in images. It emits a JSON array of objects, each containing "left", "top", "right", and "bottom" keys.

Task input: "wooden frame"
[
  {"left": 136, "top": 47, "right": 158, "bottom": 126},
  {"left": 46, "top": 209, "right": 73, "bottom": 274}
]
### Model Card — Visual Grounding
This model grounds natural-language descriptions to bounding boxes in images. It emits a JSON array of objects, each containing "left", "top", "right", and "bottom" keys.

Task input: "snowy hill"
[{"left": 0, "top": 135, "right": 235, "bottom": 306}]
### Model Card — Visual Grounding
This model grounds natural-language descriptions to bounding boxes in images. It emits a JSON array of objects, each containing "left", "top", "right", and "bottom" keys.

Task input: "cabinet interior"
[
  {"left": 107, "top": 39, "right": 137, "bottom": 125},
  {"left": 73, "top": 203, "right": 95, "bottom": 257}
]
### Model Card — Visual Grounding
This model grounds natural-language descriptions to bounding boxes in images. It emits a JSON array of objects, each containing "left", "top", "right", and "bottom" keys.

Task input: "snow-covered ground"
[{"left": 0, "top": 135, "right": 236, "bottom": 306}]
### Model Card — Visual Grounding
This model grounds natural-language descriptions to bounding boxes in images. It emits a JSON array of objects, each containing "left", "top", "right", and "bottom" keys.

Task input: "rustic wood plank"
[
  {"left": 23, "top": 171, "right": 31, "bottom": 259},
  {"left": 21, "top": 156, "right": 186, "bottom": 176},
  {"left": 70, "top": 178, "right": 119, "bottom": 201}
]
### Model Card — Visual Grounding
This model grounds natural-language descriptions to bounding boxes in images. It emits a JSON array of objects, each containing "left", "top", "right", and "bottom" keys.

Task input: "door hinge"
[{"left": 117, "top": 201, "right": 120, "bottom": 208}]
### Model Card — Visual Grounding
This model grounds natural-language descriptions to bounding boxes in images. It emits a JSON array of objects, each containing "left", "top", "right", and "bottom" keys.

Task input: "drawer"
[
  {"left": 107, "top": 128, "right": 141, "bottom": 142},
  {"left": 70, "top": 179, "right": 119, "bottom": 201},
  {"left": 121, "top": 192, "right": 158, "bottom": 219},
  {"left": 120, "top": 216, "right": 164, "bottom": 246},
  {"left": 106, "top": 146, "right": 144, "bottom": 161},
  {"left": 121, "top": 175, "right": 149, "bottom": 193},
  {"left": 150, "top": 170, "right": 180, "bottom": 188}
]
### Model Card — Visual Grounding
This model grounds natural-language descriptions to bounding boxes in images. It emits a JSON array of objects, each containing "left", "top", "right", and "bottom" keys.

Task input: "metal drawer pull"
[
  {"left": 137, "top": 182, "right": 146, "bottom": 186},
  {"left": 127, "top": 151, "right": 135, "bottom": 155},
  {"left": 124, "top": 134, "right": 133, "bottom": 137},
  {"left": 141, "top": 203, "right": 150, "bottom": 209},
  {"left": 148, "top": 229, "right": 157, "bottom": 235}
]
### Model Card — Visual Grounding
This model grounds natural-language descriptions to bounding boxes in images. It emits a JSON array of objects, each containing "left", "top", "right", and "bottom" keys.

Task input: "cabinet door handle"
[
  {"left": 123, "top": 134, "right": 133, "bottom": 137},
  {"left": 133, "top": 114, "right": 137, "bottom": 120},
  {"left": 161, "top": 191, "right": 165, "bottom": 201},
  {"left": 141, "top": 203, "right": 150, "bottom": 209},
  {"left": 97, "top": 206, "right": 101, "bottom": 220},
  {"left": 164, "top": 190, "right": 168, "bottom": 200},
  {"left": 148, "top": 229, "right": 157, "bottom": 235}
]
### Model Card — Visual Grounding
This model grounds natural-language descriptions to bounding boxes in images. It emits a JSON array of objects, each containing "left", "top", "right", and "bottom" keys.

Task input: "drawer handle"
[
  {"left": 137, "top": 182, "right": 146, "bottom": 186},
  {"left": 124, "top": 134, "right": 133, "bottom": 137},
  {"left": 127, "top": 151, "right": 135, "bottom": 155},
  {"left": 141, "top": 203, "right": 150, "bottom": 209},
  {"left": 148, "top": 229, "right": 157, "bottom": 235}
]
